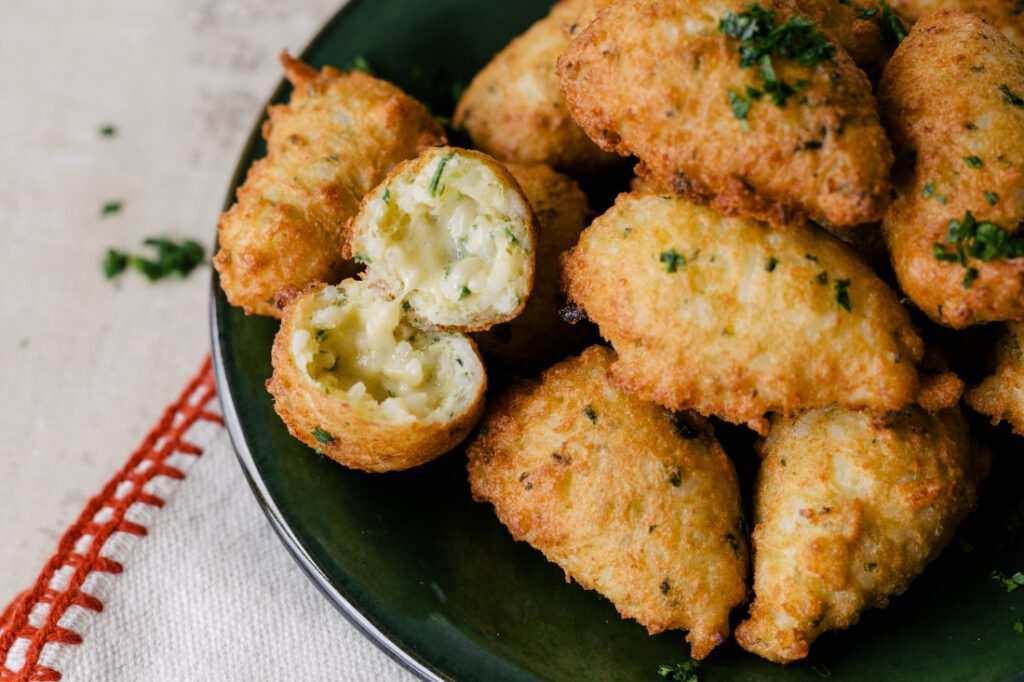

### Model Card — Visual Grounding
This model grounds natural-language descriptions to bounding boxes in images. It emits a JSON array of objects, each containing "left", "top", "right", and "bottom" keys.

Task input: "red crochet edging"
[{"left": 0, "top": 357, "right": 222, "bottom": 682}]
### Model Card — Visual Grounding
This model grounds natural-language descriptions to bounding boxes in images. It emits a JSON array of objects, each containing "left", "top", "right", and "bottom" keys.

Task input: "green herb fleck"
[
  {"left": 727, "top": 89, "right": 752, "bottom": 129},
  {"left": 98, "top": 123, "right": 117, "bottom": 137},
  {"left": 1000, "top": 84, "right": 1024, "bottom": 107},
  {"left": 102, "top": 249, "right": 130, "bottom": 279},
  {"left": 660, "top": 579, "right": 671, "bottom": 595},
  {"left": 348, "top": 55, "right": 375, "bottom": 75},
  {"left": 934, "top": 210, "right": 1024, "bottom": 287},
  {"left": 315, "top": 329, "right": 328, "bottom": 342},
  {"left": 922, "top": 180, "right": 948, "bottom": 204},
  {"left": 660, "top": 249, "right": 686, "bottom": 273},
  {"left": 834, "top": 278, "right": 852, "bottom": 311},
  {"left": 816, "top": 271, "right": 829, "bottom": 285},
  {"left": 855, "top": 6, "right": 878, "bottom": 18},
  {"left": 504, "top": 226, "right": 520, "bottom": 247},
  {"left": 584, "top": 405, "right": 598, "bottom": 423},
  {"left": 985, "top": 191, "right": 999, "bottom": 205},
  {"left": 805, "top": 253, "right": 819, "bottom": 262},
  {"left": 429, "top": 151, "right": 456, "bottom": 197},
  {"left": 766, "top": 256, "right": 778, "bottom": 272},
  {"left": 382, "top": 188, "right": 391, "bottom": 205},
  {"left": 669, "top": 468, "right": 682, "bottom": 487},
  {"left": 657, "top": 660, "right": 700, "bottom": 682},
  {"left": 101, "top": 200, "right": 123, "bottom": 216},
  {"left": 991, "top": 569, "right": 1024, "bottom": 592},
  {"left": 1015, "top": 620, "right": 1024, "bottom": 637},
  {"left": 311, "top": 427, "right": 335, "bottom": 445},
  {"left": 353, "top": 252, "right": 371, "bottom": 264},
  {"left": 455, "top": 357, "right": 463, "bottom": 366},
  {"left": 623, "top": 227, "right": 633, "bottom": 238},
  {"left": 878, "top": 0, "right": 907, "bottom": 48},
  {"left": 459, "top": 285, "right": 471, "bottom": 300},
  {"left": 402, "top": 301, "right": 412, "bottom": 312},
  {"left": 964, "top": 155, "right": 984, "bottom": 169}
]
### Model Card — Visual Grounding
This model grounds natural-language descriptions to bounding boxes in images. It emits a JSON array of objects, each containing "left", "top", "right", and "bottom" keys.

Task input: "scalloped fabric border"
[{"left": 0, "top": 357, "right": 222, "bottom": 682}]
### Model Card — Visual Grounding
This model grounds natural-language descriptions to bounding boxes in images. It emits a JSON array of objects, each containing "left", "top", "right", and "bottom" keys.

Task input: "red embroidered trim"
[{"left": 0, "top": 357, "right": 222, "bottom": 681}]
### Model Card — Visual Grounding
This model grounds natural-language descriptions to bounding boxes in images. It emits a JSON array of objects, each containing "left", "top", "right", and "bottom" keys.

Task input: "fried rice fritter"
[
  {"left": 966, "top": 321, "right": 1024, "bottom": 434},
  {"left": 736, "top": 405, "right": 988, "bottom": 663},
  {"left": 879, "top": 12, "right": 1024, "bottom": 328},
  {"left": 453, "top": 0, "right": 618, "bottom": 175},
  {"left": 214, "top": 52, "right": 445, "bottom": 317},
  {"left": 887, "top": 0, "right": 1024, "bottom": 51},
  {"left": 557, "top": 0, "right": 894, "bottom": 228},
  {"left": 467, "top": 345, "right": 748, "bottom": 659},
  {"left": 562, "top": 193, "right": 926, "bottom": 431}
]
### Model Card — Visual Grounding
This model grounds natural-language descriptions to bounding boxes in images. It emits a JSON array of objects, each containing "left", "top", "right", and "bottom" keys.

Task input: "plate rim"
[{"left": 208, "top": 1, "right": 446, "bottom": 678}]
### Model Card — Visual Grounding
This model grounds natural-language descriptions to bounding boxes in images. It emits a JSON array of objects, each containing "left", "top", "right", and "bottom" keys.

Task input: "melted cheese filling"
[
  {"left": 290, "top": 283, "right": 483, "bottom": 423},
  {"left": 354, "top": 151, "right": 533, "bottom": 328}
]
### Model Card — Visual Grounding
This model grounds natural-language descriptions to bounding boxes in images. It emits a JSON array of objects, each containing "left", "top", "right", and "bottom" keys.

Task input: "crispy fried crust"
[
  {"left": 453, "top": 0, "right": 619, "bottom": 175},
  {"left": 879, "top": 12, "right": 1024, "bottom": 328},
  {"left": 887, "top": 0, "right": 1024, "bottom": 51},
  {"left": 562, "top": 193, "right": 923, "bottom": 429},
  {"left": 214, "top": 52, "right": 445, "bottom": 317},
  {"left": 466, "top": 346, "right": 748, "bottom": 659},
  {"left": 267, "top": 282, "right": 486, "bottom": 472},
  {"left": 556, "top": 0, "right": 894, "bottom": 228},
  {"left": 793, "top": 0, "right": 894, "bottom": 72},
  {"left": 966, "top": 321, "right": 1024, "bottom": 434},
  {"left": 474, "top": 163, "right": 597, "bottom": 371},
  {"left": 736, "top": 406, "right": 988, "bottom": 664}
]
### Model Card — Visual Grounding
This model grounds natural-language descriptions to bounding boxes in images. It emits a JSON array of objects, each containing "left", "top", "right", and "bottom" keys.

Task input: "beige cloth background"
[{"left": 0, "top": 0, "right": 343, "bottom": 604}]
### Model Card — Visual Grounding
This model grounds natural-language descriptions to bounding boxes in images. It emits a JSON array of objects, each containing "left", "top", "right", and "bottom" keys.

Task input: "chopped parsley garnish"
[
  {"left": 584, "top": 405, "right": 598, "bottom": 423},
  {"left": 353, "top": 252, "right": 371, "bottom": 264},
  {"left": 455, "top": 357, "right": 463, "bottom": 366},
  {"left": 402, "top": 301, "right": 412, "bottom": 312},
  {"left": 805, "top": 253, "right": 819, "bottom": 262},
  {"left": 855, "top": 6, "right": 878, "bottom": 18},
  {"left": 98, "top": 123, "right": 117, "bottom": 137},
  {"left": 816, "top": 271, "right": 829, "bottom": 285},
  {"left": 766, "top": 256, "right": 778, "bottom": 272},
  {"left": 985, "top": 191, "right": 999, "bottom": 205},
  {"left": 922, "top": 180, "right": 948, "bottom": 204},
  {"left": 311, "top": 427, "right": 335, "bottom": 445},
  {"left": 727, "top": 89, "right": 753, "bottom": 128},
  {"left": 669, "top": 468, "right": 682, "bottom": 487},
  {"left": 458, "top": 285, "right": 471, "bottom": 300},
  {"left": 315, "top": 329, "right": 328, "bottom": 341},
  {"left": 102, "top": 249, "right": 130, "bottom": 279},
  {"left": 382, "top": 188, "right": 391, "bottom": 205},
  {"left": 1015, "top": 619, "right": 1024, "bottom": 637},
  {"left": 504, "top": 226, "right": 520, "bottom": 247},
  {"left": 102, "top": 238, "right": 205, "bottom": 282},
  {"left": 1000, "top": 84, "right": 1024, "bottom": 107},
  {"left": 658, "top": 661, "right": 700, "bottom": 682},
  {"left": 834, "top": 278, "right": 852, "bottom": 311},
  {"left": 963, "top": 155, "right": 984, "bottom": 169},
  {"left": 660, "top": 579, "right": 671, "bottom": 595},
  {"left": 101, "top": 200, "right": 123, "bottom": 216},
  {"left": 718, "top": 5, "right": 833, "bottom": 123},
  {"left": 878, "top": 0, "right": 907, "bottom": 48},
  {"left": 934, "top": 210, "right": 1024, "bottom": 287},
  {"left": 429, "top": 151, "right": 456, "bottom": 197},
  {"left": 348, "top": 55, "right": 375, "bottom": 75},
  {"left": 992, "top": 569, "right": 1024, "bottom": 592},
  {"left": 660, "top": 249, "right": 686, "bottom": 273}
]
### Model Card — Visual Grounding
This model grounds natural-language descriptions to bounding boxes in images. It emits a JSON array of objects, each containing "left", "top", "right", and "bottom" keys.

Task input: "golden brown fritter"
[
  {"left": 879, "top": 12, "right": 1024, "bottom": 328},
  {"left": 214, "top": 52, "right": 445, "bottom": 317},
  {"left": 474, "top": 163, "right": 596, "bottom": 372},
  {"left": 966, "top": 322, "right": 1024, "bottom": 434},
  {"left": 453, "top": 0, "right": 619, "bottom": 176},
  {"left": 887, "top": 0, "right": 1024, "bottom": 51},
  {"left": 562, "top": 193, "right": 924, "bottom": 431},
  {"left": 466, "top": 346, "right": 748, "bottom": 659},
  {"left": 736, "top": 406, "right": 988, "bottom": 664},
  {"left": 557, "top": 0, "right": 894, "bottom": 228},
  {"left": 267, "top": 281, "right": 487, "bottom": 472}
]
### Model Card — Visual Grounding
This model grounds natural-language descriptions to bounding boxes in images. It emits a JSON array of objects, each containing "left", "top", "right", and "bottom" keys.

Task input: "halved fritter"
[
  {"left": 467, "top": 345, "right": 748, "bottom": 659},
  {"left": 557, "top": 0, "right": 894, "bottom": 228},
  {"left": 214, "top": 52, "right": 444, "bottom": 317},
  {"left": 267, "top": 281, "right": 487, "bottom": 472},
  {"left": 562, "top": 193, "right": 925, "bottom": 431},
  {"left": 736, "top": 405, "right": 988, "bottom": 663}
]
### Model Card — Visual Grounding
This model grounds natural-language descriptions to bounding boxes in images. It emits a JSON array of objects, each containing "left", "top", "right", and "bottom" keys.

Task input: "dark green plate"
[{"left": 210, "top": 2, "right": 1024, "bottom": 679}]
